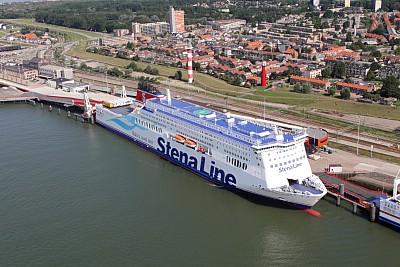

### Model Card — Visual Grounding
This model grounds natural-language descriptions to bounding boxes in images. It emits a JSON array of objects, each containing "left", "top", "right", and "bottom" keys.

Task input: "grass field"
[
  {"left": 248, "top": 85, "right": 400, "bottom": 120},
  {"left": 3, "top": 19, "right": 105, "bottom": 42},
  {"left": 0, "top": 30, "right": 8, "bottom": 38}
]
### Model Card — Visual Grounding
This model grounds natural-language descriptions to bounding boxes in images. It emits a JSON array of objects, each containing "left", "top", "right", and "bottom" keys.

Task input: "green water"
[{"left": 0, "top": 104, "right": 399, "bottom": 266}]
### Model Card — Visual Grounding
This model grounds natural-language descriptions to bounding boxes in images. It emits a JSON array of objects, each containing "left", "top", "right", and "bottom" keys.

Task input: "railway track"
[{"left": 179, "top": 89, "right": 400, "bottom": 157}]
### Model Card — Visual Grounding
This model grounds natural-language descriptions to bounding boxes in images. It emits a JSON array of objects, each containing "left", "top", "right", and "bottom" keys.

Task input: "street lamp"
[{"left": 356, "top": 116, "right": 361, "bottom": 156}]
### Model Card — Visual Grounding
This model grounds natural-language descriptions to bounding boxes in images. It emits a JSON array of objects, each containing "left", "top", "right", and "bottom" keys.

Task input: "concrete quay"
[{"left": 0, "top": 78, "right": 123, "bottom": 106}]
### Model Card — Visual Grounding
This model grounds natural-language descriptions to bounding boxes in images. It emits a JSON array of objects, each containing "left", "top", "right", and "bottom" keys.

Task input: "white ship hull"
[{"left": 96, "top": 103, "right": 326, "bottom": 209}]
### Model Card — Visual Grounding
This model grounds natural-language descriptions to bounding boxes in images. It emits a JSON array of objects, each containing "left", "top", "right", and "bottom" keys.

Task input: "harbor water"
[{"left": 0, "top": 104, "right": 399, "bottom": 266}]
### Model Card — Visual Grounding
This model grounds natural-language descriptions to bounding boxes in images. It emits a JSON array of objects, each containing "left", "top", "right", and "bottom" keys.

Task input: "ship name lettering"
[
  {"left": 157, "top": 137, "right": 236, "bottom": 187},
  {"left": 278, "top": 162, "right": 302, "bottom": 173}
]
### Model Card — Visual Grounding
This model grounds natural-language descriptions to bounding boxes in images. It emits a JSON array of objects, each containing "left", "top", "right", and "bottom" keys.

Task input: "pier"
[
  {"left": 318, "top": 171, "right": 385, "bottom": 221},
  {"left": 0, "top": 78, "right": 124, "bottom": 108},
  {"left": 0, "top": 86, "right": 36, "bottom": 104}
]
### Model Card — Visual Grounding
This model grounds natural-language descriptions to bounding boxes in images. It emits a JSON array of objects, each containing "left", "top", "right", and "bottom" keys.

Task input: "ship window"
[
  {"left": 275, "top": 164, "right": 278, "bottom": 167},
  {"left": 270, "top": 165, "right": 273, "bottom": 168}
]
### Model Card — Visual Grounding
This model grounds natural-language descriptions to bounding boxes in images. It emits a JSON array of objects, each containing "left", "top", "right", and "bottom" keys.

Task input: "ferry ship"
[
  {"left": 378, "top": 170, "right": 400, "bottom": 228},
  {"left": 95, "top": 82, "right": 327, "bottom": 209}
]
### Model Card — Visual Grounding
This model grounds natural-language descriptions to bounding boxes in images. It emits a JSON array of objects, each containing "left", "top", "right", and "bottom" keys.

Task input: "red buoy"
[{"left": 304, "top": 209, "right": 321, "bottom": 218}]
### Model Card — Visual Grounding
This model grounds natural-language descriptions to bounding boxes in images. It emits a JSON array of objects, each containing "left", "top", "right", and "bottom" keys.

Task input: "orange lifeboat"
[
  {"left": 175, "top": 134, "right": 186, "bottom": 144},
  {"left": 185, "top": 138, "right": 197, "bottom": 148},
  {"left": 198, "top": 146, "right": 206, "bottom": 153}
]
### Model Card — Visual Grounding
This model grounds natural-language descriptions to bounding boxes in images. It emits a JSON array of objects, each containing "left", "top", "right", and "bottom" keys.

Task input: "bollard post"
[
  {"left": 41, "top": 103, "right": 43, "bottom": 109},
  {"left": 49, "top": 105, "right": 52, "bottom": 111},
  {"left": 339, "top": 184, "right": 344, "bottom": 195},
  {"left": 32, "top": 101, "right": 36, "bottom": 106},
  {"left": 90, "top": 115, "right": 94, "bottom": 125},
  {"left": 58, "top": 108, "right": 61, "bottom": 115},
  {"left": 336, "top": 195, "right": 341, "bottom": 206},
  {"left": 67, "top": 110, "right": 71, "bottom": 118},
  {"left": 370, "top": 203, "right": 376, "bottom": 222},
  {"left": 352, "top": 203, "right": 358, "bottom": 214}
]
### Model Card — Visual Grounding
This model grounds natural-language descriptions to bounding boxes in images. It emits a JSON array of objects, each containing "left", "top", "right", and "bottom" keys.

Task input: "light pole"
[
  {"left": 356, "top": 116, "right": 361, "bottom": 156},
  {"left": 263, "top": 96, "right": 266, "bottom": 120}
]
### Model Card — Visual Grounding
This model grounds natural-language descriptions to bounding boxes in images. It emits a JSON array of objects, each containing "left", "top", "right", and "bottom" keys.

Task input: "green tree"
[
  {"left": 340, "top": 88, "right": 351, "bottom": 99},
  {"left": 394, "top": 47, "right": 400, "bottom": 56},
  {"left": 323, "top": 10, "right": 334, "bottom": 18},
  {"left": 321, "top": 21, "right": 330, "bottom": 29},
  {"left": 175, "top": 70, "right": 182, "bottom": 80},
  {"left": 107, "top": 67, "right": 123, "bottom": 77},
  {"left": 381, "top": 76, "right": 400, "bottom": 99},
  {"left": 343, "top": 20, "right": 350, "bottom": 29},
  {"left": 327, "top": 86, "right": 337, "bottom": 96},
  {"left": 332, "top": 61, "right": 346, "bottom": 78},
  {"left": 370, "top": 62, "right": 381, "bottom": 71},
  {"left": 302, "top": 82, "right": 312, "bottom": 94},
  {"left": 346, "top": 32, "right": 353, "bottom": 42},
  {"left": 321, "top": 68, "right": 331, "bottom": 78},
  {"left": 365, "top": 70, "right": 376, "bottom": 81},
  {"left": 370, "top": 50, "right": 382, "bottom": 58},
  {"left": 293, "top": 83, "right": 302, "bottom": 93},
  {"left": 372, "top": 24, "right": 385, "bottom": 35},
  {"left": 232, "top": 76, "right": 242, "bottom": 86}
]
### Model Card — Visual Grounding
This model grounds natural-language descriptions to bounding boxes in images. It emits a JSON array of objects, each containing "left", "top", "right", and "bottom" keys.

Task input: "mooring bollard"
[
  {"left": 339, "top": 184, "right": 344, "bottom": 195},
  {"left": 67, "top": 110, "right": 71, "bottom": 118},
  {"left": 49, "top": 105, "right": 52, "bottom": 111},
  {"left": 370, "top": 203, "right": 376, "bottom": 222},
  {"left": 336, "top": 195, "right": 341, "bottom": 206},
  {"left": 353, "top": 202, "right": 358, "bottom": 214},
  {"left": 58, "top": 108, "right": 61, "bottom": 115}
]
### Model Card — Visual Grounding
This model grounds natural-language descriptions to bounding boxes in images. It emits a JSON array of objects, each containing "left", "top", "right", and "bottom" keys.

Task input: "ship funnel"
[{"left": 166, "top": 88, "right": 172, "bottom": 105}]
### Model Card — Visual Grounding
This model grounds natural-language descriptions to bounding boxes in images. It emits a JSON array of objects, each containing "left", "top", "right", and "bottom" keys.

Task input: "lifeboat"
[
  {"left": 198, "top": 146, "right": 206, "bottom": 153},
  {"left": 185, "top": 139, "right": 197, "bottom": 148},
  {"left": 175, "top": 134, "right": 186, "bottom": 144}
]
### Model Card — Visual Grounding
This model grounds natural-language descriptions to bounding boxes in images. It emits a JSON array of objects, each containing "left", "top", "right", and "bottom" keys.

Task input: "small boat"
[
  {"left": 175, "top": 134, "right": 185, "bottom": 143},
  {"left": 185, "top": 138, "right": 197, "bottom": 148}
]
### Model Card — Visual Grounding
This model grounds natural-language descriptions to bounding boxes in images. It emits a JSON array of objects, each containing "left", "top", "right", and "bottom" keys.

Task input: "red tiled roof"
[
  {"left": 24, "top": 33, "right": 37, "bottom": 40},
  {"left": 290, "top": 75, "right": 328, "bottom": 85},
  {"left": 284, "top": 48, "right": 297, "bottom": 55},
  {"left": 200, "top": 34, "right": 213, "bottom": 39},
  {"left": 365, "top": 33, "right": 387, "bottom": 41},
  {"left": 337, "top": 82, "right": 369, "bottom": 91}
]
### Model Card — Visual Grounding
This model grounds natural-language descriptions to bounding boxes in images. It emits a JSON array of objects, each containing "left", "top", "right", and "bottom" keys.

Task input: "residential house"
[{"left": 290, "top": 75, "right": 330, "bottom": 90}]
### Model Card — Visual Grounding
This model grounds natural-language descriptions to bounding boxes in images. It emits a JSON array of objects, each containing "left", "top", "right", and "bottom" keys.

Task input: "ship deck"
[{"left": 147, "top": 97, "right": 305, "bottom": 146}]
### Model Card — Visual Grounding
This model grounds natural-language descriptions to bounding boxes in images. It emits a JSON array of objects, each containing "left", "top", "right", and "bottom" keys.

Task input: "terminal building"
[
  {"left": 38, "top": 65, "right": 73, "bottom": 79},
  {"left": 306, "top": 128, "right": 329, "bottom": 148}
]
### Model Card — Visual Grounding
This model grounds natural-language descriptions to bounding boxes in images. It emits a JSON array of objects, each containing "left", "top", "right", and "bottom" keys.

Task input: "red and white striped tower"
[
  {"left": 186, "top": 45, "right": 193, "bottom": 83},
  {"left": 261, "top": 61, "right": 267, "bottom": 87}
]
